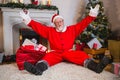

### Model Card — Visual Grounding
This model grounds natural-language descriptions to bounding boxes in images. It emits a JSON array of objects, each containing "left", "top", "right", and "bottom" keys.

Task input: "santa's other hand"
[
  {"left": 19, "top": 10, "right": 31, "bottom": 25},
  {"left": 89, "top": 4, "right": 100, "bottom": 17}
]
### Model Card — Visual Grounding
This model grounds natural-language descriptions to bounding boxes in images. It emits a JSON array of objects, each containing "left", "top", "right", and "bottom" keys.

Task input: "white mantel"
[{"left": 0, "top": 7, "right": 57, "bottom": 55}]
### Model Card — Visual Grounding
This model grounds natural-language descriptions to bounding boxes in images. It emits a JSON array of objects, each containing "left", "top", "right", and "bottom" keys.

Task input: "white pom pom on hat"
[{"left": 51, "top": 14, "right": 64, "bottom": 23}]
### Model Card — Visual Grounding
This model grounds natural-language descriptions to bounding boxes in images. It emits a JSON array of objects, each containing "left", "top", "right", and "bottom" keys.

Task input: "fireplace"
[
  {"left": 19, "top": 28, "right": 40, "bottom": 46},
  {"left": 0, "top": 8, "right": 57, "bottom": 55},
  {"left": 19, "top": 28, "right": 48, "bottom": 48}
]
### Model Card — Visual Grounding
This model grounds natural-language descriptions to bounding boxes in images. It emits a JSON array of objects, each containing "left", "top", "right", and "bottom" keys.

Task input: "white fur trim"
[
  {"left": 53, "top": 15, "right": 64, "bottom": 23},
  {"left": 62, "top": 26, "right": 67, "bottom": 32}
]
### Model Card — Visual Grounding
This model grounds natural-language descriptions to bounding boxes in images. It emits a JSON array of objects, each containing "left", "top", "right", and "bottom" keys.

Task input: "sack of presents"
[{"left": 16, "top": 38, "right": 47, "bottom": 70}]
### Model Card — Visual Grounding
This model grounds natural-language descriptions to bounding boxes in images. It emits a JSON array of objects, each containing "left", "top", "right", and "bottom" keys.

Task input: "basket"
[{"left": 83, "top": 48, "right": 107, "bottom": 55}]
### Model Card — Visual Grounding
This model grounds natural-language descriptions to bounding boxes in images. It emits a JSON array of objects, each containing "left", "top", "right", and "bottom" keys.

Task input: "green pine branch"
[{"left": 0, "top": 3, "right": 59, "bottom": 11}]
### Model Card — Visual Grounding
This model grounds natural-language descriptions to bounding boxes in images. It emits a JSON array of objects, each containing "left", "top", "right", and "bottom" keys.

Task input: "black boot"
[
  {"left": 95, "top": 56, "right": 110, "bottom": 73},
  {"left": 84, "top": 59, "right": 98, "bottom": 72},
  {"left": 85, "top": 56, "right": 110, "bottom": 73},
  {"left": 24, "top": 60, "right": 48, "bottom": 75}
]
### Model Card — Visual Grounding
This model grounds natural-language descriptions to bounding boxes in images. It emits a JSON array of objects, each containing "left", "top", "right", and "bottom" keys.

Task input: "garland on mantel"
[{"left": 0, "top": 3, "right": 59, "bottom": 13}]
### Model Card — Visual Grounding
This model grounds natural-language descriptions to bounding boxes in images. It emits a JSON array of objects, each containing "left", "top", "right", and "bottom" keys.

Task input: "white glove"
[
  {"left": 19, "top": 10, "right": 31, "bottom": 25},
  {"left": 89, "top": 4, "right": 100, "bottom": 17}
]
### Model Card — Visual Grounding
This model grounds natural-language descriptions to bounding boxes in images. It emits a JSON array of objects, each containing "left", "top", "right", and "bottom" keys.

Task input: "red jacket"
[{"left": 28, "top": 16, "right": 95, "bottom": 51}]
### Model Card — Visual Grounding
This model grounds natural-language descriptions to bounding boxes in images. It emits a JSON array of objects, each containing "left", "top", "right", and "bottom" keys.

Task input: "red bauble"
[{"left": 32, "top": 0, "right": 38, "bottom": 5}]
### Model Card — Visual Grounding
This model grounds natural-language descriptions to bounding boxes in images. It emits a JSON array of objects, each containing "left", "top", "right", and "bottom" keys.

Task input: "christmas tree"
[{"left": 77, "top": 0, "right": 111, "bottom": 48}]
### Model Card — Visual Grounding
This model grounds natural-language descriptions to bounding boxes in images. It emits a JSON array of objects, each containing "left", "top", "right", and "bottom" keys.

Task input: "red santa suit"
[{"left": 28, "top": 16, "right": 96, "bottom": 66}]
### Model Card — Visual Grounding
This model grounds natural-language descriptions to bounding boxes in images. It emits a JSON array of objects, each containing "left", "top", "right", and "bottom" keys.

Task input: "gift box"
[{"left": 111, "top": 63, "right": 120, "bottom": 76}]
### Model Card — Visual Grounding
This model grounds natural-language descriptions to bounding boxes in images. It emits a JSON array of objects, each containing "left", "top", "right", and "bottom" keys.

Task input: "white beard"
[
  {"left": 53, "top": 24, "right": 67, "bottom": 32},
  {"left": 56, "top": 26, "right": 64, "bottom": 32}
]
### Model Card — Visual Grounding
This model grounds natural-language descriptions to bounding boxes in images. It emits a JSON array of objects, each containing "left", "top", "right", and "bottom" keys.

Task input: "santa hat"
[{"left": 51, "top": 14, "right": 64, "bottom": 23}]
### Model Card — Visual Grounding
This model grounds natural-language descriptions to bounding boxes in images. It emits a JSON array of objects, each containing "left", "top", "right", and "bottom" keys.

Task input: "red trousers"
[{"left": 42, "top": 50, "right": 89, "bottom": 66}]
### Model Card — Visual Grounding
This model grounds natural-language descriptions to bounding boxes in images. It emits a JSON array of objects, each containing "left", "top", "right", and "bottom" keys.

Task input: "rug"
[{"left": 0, "top": 62, "right": 117, "bottom": 80}]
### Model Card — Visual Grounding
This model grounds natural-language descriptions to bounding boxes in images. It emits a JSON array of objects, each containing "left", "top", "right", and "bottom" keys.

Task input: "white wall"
[
  {"left": 102, "top": 0, "right": 120, "bottom": 31},
  {"left": 2, "top": 0, "right": 86, "bottom": 25},
  {"left": 52, "top": 0, "right": 86, "bottom": 26}
]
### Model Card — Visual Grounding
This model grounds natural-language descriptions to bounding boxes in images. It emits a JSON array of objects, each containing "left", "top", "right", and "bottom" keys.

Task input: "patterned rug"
[{"left": 0, "top": 62, "right": 116, "bottom": 80}]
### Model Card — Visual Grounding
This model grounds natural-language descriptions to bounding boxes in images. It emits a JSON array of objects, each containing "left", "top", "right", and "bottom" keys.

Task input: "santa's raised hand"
[
  {"left": 19, "top": 9, "right": 31, "bottom": 25},
  {"left": 89, "top": 4, "right": 100, "bottom": 17}
]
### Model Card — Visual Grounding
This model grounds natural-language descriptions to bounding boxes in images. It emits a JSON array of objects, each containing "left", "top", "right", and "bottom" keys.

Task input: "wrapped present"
[
  {"left": 87, "top": 38, "right": 102, "bottom": 50},
  {"left": 22, "top": 38, "right": 47, "bottom": 52},
  {"left": 111, "top": 63, "right": 120, "bottom": 76}
]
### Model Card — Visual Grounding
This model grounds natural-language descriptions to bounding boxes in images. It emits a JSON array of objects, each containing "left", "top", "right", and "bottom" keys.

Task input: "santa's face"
[{"left": 54, "top": 18, "right": 64, "bottom": 32}]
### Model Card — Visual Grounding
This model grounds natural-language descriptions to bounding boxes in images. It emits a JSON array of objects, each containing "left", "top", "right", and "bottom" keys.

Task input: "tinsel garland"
[{"left": 0, "top": 3, "right": 59, "bottom": 13}]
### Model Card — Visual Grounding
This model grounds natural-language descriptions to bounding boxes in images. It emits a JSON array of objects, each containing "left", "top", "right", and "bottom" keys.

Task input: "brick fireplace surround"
[{"left": 0, "top": 8, "right": 57, "bottom": 55}]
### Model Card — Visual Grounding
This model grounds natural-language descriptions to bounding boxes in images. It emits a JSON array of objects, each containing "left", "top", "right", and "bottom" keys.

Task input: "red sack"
[{"left": 16, "top": 45, "right": 46, "bottom": 70}]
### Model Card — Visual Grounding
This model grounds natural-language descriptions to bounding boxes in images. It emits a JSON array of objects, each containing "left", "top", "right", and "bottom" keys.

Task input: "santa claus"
[{"left": 19, "top": 4, "right": 111, "bottom": 75}]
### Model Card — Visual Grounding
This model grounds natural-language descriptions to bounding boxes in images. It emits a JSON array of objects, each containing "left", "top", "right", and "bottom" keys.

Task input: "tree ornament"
[{"left": 31, "top": 0, "right": 39, "bottom": 5}]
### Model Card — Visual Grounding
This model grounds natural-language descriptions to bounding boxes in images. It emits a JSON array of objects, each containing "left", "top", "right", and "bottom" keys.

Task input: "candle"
[
  {"left": 11, "top": 0, "right": 18, "bottom": 3},
  {"left": 42, "top": 0, "right": 46, "bottom": 5},
  {"left": 19, "top": 0, "right": 23, "bottom": 3},
  {"left": 47, "top": 0, "right": 51, "bottom": 5}
]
